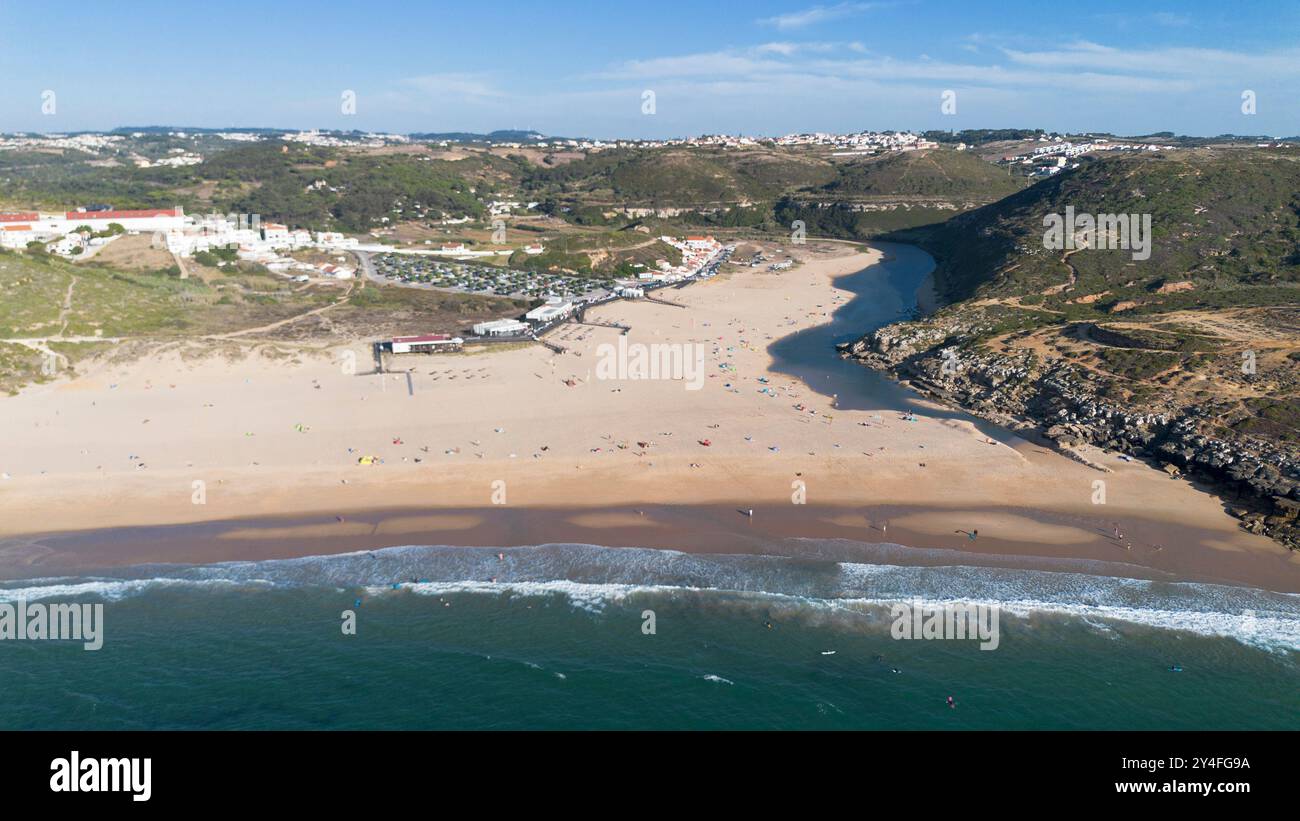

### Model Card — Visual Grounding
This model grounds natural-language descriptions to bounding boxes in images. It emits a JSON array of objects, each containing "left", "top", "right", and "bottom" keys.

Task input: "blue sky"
[{"left": 2, "top": 0, "right": 1298, "bottom": 137}]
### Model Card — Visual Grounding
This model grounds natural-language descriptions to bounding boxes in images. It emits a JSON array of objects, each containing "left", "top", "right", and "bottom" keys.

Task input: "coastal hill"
[
  {"left": 917, "top": 147, "right": 1300, "bottom": 304},
  {"left": 774, "top": 147, "right": 1027, "bottom": 237},
  {"left": 822, "top": 147, "right": 1023, "bottom": 200},
  {"left": 519, "top": 145, "right": 838, "bottom": 205},
  {"left": 1, "top": 137, "right": 1015, "bottom": 237},
  {"left": 848, "top": 147, "right": 1300, "bottom": 548}
]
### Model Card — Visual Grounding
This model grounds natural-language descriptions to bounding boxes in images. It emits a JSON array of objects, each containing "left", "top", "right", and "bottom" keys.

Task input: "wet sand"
[{"left": 4, "top": 490, "right": 1296, "bottom": 591}]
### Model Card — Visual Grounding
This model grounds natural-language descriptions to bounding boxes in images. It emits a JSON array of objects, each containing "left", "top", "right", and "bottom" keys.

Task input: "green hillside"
[
  {"left": 823, "top": 148, "right": 1024, "bottom": 199},
  {"left": 522, "top": 147, "right": 837, "bottom": 205},
  {"left": 912, "top": 148, "right": 1300, "bottom": 306},
  {"left": 2, "top": 137, "right": 1025, "bottom": 242}
]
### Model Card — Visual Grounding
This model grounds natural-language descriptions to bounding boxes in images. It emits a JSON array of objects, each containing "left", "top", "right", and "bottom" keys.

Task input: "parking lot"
[{"left": 371, "top": 254, "right": 617, "bottom": 299}]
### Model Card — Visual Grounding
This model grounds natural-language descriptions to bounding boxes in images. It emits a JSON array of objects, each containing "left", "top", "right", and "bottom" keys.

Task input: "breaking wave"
[{"left": 2, "top": 542, "right": 1296, "bottom": 651}]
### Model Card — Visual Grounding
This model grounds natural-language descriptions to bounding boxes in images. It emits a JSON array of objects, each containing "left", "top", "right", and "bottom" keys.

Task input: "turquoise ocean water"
[{"left": 0, "top": 541, "right": 1296, "bottom": 729}]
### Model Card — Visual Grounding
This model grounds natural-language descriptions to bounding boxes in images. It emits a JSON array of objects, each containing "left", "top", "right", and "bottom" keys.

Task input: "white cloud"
[
  {"left": 399, "top": 73, "right": 507, "bottom": 101},
  {"left": 1001, "top": 42, "right": 1300, "bottom": 81},
  {"left": 1150, "top": 12, "right": 1191, "bottom": 27},
  {"left": 602, "top": 37, "right": 1300, "bottom": 96},
  {"left": 757, "top": 3, "right": 884, "bottom": 30},
  {"left": 600, "top": 43, "right": 1204, "bottom": 94},
  {"left": 369, "top": 36, "right": 1300, "bottom": 139},
  {"left": 754, "top": 41, "right": 839, "bottom": 56}
]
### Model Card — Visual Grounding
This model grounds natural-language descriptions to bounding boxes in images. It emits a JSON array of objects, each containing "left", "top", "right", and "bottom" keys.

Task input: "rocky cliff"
[{"left": 841, "top": 318, "right": 1300, "bottom": 549}]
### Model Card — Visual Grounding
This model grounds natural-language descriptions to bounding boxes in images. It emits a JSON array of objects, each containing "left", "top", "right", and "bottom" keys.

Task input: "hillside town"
[
  {"left": 997, "top": 136, "right": 1180, "bottom": 177},
  {"left": 0, "top": 126, "right": 1199, "bottom": 162},
  {"left": 0, "top": 207, "right": 361, "bottom": 277}
]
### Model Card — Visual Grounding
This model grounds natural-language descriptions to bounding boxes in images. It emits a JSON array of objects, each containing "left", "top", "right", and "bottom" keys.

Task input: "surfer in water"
[{"left": 946, "top": 696, "right": 956, "bottom": 709}]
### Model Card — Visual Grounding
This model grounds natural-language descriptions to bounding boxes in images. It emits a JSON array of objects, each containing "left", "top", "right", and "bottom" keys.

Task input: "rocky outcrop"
[{"left": 840, "top": 321, "right": 1300, "bottom": 550}]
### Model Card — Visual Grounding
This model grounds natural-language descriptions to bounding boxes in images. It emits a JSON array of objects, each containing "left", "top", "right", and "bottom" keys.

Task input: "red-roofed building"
[
  {"left": 0, "top": 212, "right": 39, "bottom": 223},
  {"left": 60, "top": 207, "right": 185, "bottom": 232},
  {"left": 64, "top": 208, "right": 180, "bottom": 221},
  {"left": 0, "top": 223, "right": 39, "bottom": 249}
]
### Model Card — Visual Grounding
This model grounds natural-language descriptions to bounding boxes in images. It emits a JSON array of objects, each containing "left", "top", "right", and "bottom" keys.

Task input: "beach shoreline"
[
  {"left": 7, "top": 494, "right": 1296, "bottom": 592},
  {"left": 3, "top": 240, "right": 1297, "bottom": 591}
]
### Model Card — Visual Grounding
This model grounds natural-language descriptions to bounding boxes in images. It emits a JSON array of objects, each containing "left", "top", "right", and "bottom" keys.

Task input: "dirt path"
[
  {"left": 205, "top": 282, "right": 355, "bottom": 340},
  {"left": 1041, "top": 248, "right": 1081, "bottom": 295},
  {"left": 56, "top": 276, "right": 76, "bottom": 336}
]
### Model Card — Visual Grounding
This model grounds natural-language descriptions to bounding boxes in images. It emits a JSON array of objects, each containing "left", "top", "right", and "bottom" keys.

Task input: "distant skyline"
[{"left": 2, "top": 0, "right": 1298, "bottom": 138}]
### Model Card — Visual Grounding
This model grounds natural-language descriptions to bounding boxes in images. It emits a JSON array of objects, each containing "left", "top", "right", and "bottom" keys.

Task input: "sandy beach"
[{"left": 2, "top": 242, "right": 1297, "bottom": 590}]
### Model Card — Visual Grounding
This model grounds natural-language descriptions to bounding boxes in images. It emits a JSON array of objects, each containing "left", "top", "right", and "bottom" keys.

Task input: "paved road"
[{"left": 354, "top": 249, "right": 379, "bottom": 284}]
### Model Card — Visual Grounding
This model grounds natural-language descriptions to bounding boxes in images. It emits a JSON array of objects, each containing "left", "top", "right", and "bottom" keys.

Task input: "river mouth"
[{"left": 767, "top": 241, "right": 1020, "bottom": 445}]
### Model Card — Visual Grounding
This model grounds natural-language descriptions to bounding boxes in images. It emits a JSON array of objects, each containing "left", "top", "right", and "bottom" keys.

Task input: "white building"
[
  {"left": 525, "top": 297, "right": 575, "bottom": 324},
  {"left": 391, "top": 334, "right": 463, "bottom": 354},
  {"left": 319, "top": 264, "right": 355, "bottom": 279},
  {"left": 263, "top": 223, "right": 291, "bottom": 244},
  {"left": 472, "top": 319, "right": 529, "bottom": 337},
  {"left": 0, "top": 224, "right": 42, "bottom": 249},
  {"left": 53, "top": 234, "right": 86, "bottom": 255},
  {"left": 315, "top": 231, "right": 359, "bottom": 249}
]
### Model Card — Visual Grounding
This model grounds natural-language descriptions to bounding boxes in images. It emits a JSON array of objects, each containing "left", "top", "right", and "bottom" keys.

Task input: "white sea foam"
[
  {"left": 5, "top": 544, "right": 1296, "bottom": 651},
  {"left": 0, "top": 576, "right": 262, "bottom": 602},
  {"left": 369, "top": 574, "right": 1298, "bottom": 651},
  {"left": 368, "top": 578, "right": 709, "bottom": 615}
]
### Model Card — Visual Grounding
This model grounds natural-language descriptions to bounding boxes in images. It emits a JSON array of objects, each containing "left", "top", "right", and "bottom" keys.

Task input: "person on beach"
[{"left": 1111, "top": 522, "right": 1131, "bottom": 550}]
